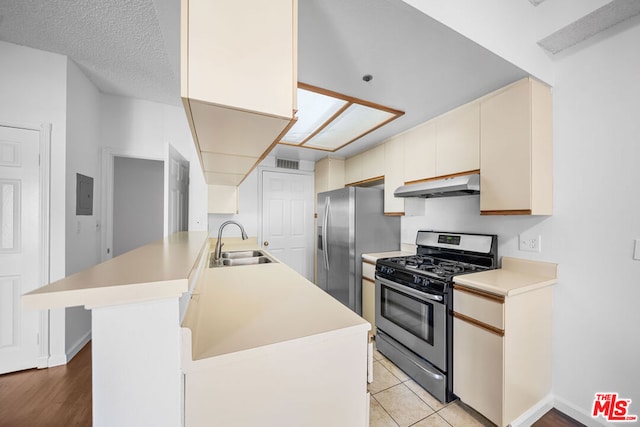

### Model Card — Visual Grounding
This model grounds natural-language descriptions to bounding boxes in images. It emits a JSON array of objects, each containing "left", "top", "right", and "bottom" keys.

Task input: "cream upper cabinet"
[
  {"left": 361, "top": 144, "right": 385, "bottom": 180},
  {"left": 344, "top": 153, "right": 363, "bottom": 185},
  {"left": 480, "top": 77, "right": 552, "bottom": 215},
  {"left": 315, "top": 157, "right": 345, "bottom": 213},
  {"left": 383, "top": 135, "right": 405, "bottom": 215},
  {"left": 436, "top": 102, "right": 480, "bottom": 177},
  {"left": 345, "top": 144, "right": 384, "bottom": 185},
  {"left": 315, "top": 157, "right": 345, "bottom": 195},
  {"left": 208, "top": 185, "right": 237, "bottom": 214},
  {"left": 403, "top": 121, "right": 436, "bottom": 184},
  {"left": 181, "top": 0, "right": 297, "bottom": 186}
]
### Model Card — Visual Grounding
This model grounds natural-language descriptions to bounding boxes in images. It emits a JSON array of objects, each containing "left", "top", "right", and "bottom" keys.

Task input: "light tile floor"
[{"left": 370, "top": 348, "right": 495, "bottom": 427}]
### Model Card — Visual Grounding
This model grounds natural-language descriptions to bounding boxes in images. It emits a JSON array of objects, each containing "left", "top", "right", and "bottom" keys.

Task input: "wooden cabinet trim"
[
  {"left": 480, "top": 209, "right": 533, "bottom": 216},
  {"left": 363, "top": 277, "right": 375, "bottom": 284},
  {"left": 453, "top": 284, "right": 505, "bottom": 303},
  {"left": 384, "top": 212, "right": 405, "bottom": 217},
  {"left": 453, "top": 312, "right": 505, "bottom": 337},
  {"left": 345, "top": 175, "right": 384, "bottom": 187},
  {"left": 404, "top": 169, "right": 480, "bottom": 186},
  {"left": 363, "top": 259, "right": 376, "bottom": 266}
]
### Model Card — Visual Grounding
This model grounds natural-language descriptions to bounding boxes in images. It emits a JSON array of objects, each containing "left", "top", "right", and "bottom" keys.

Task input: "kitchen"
[{"left": 1, "top": 0, "right": 639, "bottom": 426}]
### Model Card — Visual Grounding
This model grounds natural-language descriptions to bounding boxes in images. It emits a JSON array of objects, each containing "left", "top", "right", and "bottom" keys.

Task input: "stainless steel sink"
[
  {"left": 222, "top": 256, "right": 272, "bottom": 266},
  {"left": 209, "top": 250, "right": 275, "bottom": 267},
  {"left": 221, "top": 250, "right": 265, "bottom": 259}
]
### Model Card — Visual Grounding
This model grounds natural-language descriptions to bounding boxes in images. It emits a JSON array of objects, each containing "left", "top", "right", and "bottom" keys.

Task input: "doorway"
[
  {"left": 0, "top": 124, "right": 50, "bottom": 374},
  {"left": 112, "top": 157, "right": 164, "bottom": 257},
  {"left": 260, "top": 168, "right": 314, "bottom": 281},
  {"left": 168, "top": 146, "right": 189, "bottom": 235}
]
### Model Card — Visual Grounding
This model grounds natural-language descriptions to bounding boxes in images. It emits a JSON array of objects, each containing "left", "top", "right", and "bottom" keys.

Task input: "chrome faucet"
[{"left": 213, "top": 220, "right": 249, "bottom": 264}]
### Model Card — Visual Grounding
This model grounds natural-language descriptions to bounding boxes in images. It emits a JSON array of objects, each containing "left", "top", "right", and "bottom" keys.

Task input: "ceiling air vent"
[{"left": 276, "top": 158, "right": 300, "bottom": 170}]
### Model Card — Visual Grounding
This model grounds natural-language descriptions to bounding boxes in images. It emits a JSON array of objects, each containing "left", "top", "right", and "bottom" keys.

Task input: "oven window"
[{"left": 380, "top": 285, "right": 434, "bottom": 345}]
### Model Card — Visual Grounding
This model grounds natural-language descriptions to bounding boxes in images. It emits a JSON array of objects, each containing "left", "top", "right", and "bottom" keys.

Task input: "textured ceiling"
[
  {"left": 538, "top": 0, "right": 640, "bottom": 54},
  {"left": 0, "top": 0, "right": 180, "bottom": 105},
  {"left": 2, "top": 0, "right": 636, "bottom": 161}
]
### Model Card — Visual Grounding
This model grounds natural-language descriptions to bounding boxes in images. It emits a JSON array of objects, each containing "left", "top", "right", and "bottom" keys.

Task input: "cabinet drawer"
[
  {"left": 362, "top": 260, "right": 376, "bottom": 281},
  {"left": 453, "top": 286, "right": 504, "bottom": 330}
]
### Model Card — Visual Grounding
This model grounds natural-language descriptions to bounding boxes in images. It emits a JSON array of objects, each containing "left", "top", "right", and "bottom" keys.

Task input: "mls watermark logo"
[{"left": 592, "top": 393, "right": 638, "bottom": 422}]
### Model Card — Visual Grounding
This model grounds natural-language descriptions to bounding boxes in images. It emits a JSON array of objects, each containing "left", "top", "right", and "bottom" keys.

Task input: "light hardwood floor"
[{"left": 0, "top": 342, "right": 92, "bottom": 427}]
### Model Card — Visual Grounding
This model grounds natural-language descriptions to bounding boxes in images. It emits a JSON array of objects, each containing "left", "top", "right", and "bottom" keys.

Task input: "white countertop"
[
  {"left": 362, "top": 250, "right": 413, "bottom": 263},
  {"left": 454, "top": 256, "right": 558, "bottom": 297},
  {"left": 182, "top": 238, "right": 370, "bottom": 363},
  {"left": 22, "top": 231, "right": 209, "bottom": 309}
]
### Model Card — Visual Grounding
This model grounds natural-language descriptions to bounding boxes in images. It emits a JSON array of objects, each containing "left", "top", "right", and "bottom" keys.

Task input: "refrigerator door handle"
[{"left": 323, "top": 197, "right": 330, "bottom": 271}]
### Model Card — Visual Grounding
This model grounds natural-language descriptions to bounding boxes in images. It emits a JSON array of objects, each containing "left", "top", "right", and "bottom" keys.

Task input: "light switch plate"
[{"left": 634, "top": 239, "right": 640, "bottom": 260}]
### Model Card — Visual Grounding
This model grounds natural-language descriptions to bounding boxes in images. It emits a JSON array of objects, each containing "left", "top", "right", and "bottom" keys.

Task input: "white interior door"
[
  {"left": 168, "top": 147, "right": 189, "bottom": 235},
  {"left": 0, "top": 126, "right": 42, "bottom": 374},
  {"left": 261, "top": 170, "right": 314, "bottom": 281}
]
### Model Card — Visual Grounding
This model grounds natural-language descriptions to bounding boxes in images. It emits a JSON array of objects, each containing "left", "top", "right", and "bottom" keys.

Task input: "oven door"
[{"left": 375, "top": 276, "right": 446, "bottom": 371}]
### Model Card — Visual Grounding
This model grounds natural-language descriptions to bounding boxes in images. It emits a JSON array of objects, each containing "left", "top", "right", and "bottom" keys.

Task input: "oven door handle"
[{"left": 376, "top": 276, "right": 443, "bottom": 303}]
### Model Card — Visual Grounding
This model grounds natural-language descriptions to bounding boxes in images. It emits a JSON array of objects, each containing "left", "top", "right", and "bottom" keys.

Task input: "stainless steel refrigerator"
[{"left": 316, "top": 187, "right": 400, "bottom": 315}]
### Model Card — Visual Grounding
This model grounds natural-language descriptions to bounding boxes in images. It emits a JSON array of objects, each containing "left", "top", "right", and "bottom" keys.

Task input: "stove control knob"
[
  {"left": 422, "top": 278, "right": 430, "bottom": 287},
  {"left": 413, "top": 275, "right": 422, "bottom": 285}
]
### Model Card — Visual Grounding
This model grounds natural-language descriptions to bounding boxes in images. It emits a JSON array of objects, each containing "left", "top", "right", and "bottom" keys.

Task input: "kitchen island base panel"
[
  {"left": 92, "top": 298, "right": 182, "bottom": 427},
  {"left": 183, "top": 327, "right": 369, "bottom": 427}
]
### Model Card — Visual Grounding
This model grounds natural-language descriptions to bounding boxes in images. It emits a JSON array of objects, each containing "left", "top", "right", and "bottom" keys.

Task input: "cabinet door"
[
  {"left": 361, "top": 144, "right": 385, "bottom": 181},
  {"left": 362, "top": 277, "right": 376, "bottom": 332},
  {"left": 185, "top": 0, "right": 296, "bottom": 118},
  {"left": 384, "top": 135, "right": 405, "bottom": 215},
  {"left": 208, "top": 185, "right": 237, "bottom": 214},
  {"left": 345, "top": 153, "right": 363, "bottom": 185},
  {"left": 453, "top": 316, "right": 503, "bottom": 426},
  {"left": 436, "top": 102, "right": 480, "bottom": 176},
  {"left": 403, "top": 121, "right": 436, "bottom": 183},
  {"left": 480, "top": 79, "right": 532, "bottom": 212}
]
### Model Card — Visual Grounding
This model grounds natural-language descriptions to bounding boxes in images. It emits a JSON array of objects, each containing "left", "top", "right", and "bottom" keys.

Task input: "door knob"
[{"left": 263, "top": 241, "right": 269, "bottom": 247}]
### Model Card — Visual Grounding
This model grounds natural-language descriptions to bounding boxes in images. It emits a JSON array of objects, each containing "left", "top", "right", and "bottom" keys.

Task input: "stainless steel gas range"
[{"left": 375, "top": 230, "right": 498, "bottom": 403}]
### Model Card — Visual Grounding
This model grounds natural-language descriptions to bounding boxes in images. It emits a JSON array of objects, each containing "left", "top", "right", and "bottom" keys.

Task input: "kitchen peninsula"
[{"left": 22, "top": 232, "right": 370, "bottom": 427}]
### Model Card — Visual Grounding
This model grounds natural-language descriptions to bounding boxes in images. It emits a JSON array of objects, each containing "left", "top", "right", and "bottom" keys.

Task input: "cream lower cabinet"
[
  {"left": 362, "top": 259, "right": 376, "bottom": 333},
  {"left": 453, "top": 285, "right": 552, "bottom": 427},
  {"left": 480, "top": 77, "right": 552, "bottom": 215}
]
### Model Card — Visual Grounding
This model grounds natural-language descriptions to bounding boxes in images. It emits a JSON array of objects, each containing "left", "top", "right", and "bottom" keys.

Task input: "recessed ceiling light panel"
[{"left": 279, "top": 83, "right": 404, "bottom": 152}]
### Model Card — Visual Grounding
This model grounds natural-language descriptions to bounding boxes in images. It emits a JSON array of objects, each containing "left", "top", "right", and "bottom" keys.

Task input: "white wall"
[
  {"left": 65, "top": 59, "right": 101, "bottom": 358},
  {"left": 0, "top": 41, "right": 69, "bottom": 364},
  {"left": 1, "top": 41, "right": 208, "bottom": 366},
  {"left": 100, "top": 95, "right": 208, "bottom": 234},
  {"left": 401, "top": 22, "right": 640, "bottom": 424},
  {"left": 207, "top": 157, "right": 316, "bottom": 239}
]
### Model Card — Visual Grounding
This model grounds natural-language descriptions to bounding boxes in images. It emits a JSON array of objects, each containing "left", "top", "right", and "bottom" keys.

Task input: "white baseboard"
[
  {"left": 48, "top": 353, "right": 67, "bottom": 367},
  {"left": 48, "top": 330, "right": 92, "bottom": 367},
  {"left": 66, "top": 330, "right": 92, "bottom": 362},
  {"left": 509, "top": 394, "right": 554, "bottom": 426},
  {"left": 554, "top": 396, "right": 606, "bottom": 427}
]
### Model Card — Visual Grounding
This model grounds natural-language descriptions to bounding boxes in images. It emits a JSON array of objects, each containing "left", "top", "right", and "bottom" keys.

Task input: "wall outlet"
[{"left": 519, "top": 234, "right": 541, "bottom": 252}]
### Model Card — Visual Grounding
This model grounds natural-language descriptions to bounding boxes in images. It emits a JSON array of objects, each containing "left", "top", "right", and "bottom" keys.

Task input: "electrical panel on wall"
[{"left": 76, "top": 173, "right": 93, "bottom": 216}]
